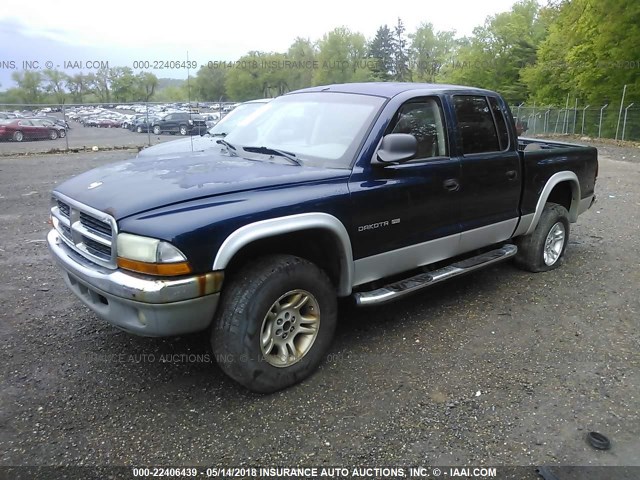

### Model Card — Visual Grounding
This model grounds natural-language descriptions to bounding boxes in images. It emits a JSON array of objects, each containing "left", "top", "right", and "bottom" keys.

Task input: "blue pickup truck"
[{"left": 47, "top": 83, "right": 598, "bottom": 392}]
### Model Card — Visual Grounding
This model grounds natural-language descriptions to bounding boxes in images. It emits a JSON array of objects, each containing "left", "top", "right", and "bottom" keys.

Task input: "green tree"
[
  {"left": 87, "top": 68, "right": 111, "bottom": 103},
  {"left": 137, "top": 72, "right": 159, "bottom": 102},
  {"left": 110, "top": 67, "right": 138, "bottom": 102},
  {"left": 313, "top": 27, "right": 371, "bottom": 85},
  {"left": 11, "top": 71, "right": 43, "bottom": 104},
  {"left": 392, "top": 18, "right": 411, "bottom": 81},
  {"left": 522, "top": 0, "right": 640, "bottom": 108},
  {"left": 225, "top": 52, "right": 290, "bottom": 101},
  {"left": 42, "top": 69, "right": 68, "bottom": 104},
  {"left": 440, "top": 0, "right": 547, "bottom": 103},
  {"left": 286, "top": 37, "right": 317, "bottom": 91},
  {"left": 409, "top": 23, "right": 457, "bottom": 83},
  {"left": 66, "top": 73, "right": 89, "bottom": 103},
  {"left": 155, "top": 85, "right": 188, "bottom": 102},
  {"left": 368, "top": 25, "right": 394, "bottom": 81},
  {"left": 194, "top": 65, "right": 227, "bottom": 101}
]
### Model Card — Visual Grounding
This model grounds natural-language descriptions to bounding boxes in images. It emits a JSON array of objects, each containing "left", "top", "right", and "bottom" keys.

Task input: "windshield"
[
  {"left": 208, "top": 101, "right": 270, "bottom": 136},
  {"left": 224, "top": 92, "right": 385, "bottom": 168}
]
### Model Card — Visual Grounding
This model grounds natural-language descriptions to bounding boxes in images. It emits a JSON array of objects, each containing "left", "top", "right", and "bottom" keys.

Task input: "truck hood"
[
  {"left": 54, "top": 152, "right": 348, "bottom": 220},
  {"left": 137, "top": 135, "right": 223, "bottom": 157}
]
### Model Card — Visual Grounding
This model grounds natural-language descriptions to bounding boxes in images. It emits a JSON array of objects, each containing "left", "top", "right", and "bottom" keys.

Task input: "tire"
[
  {"left": 153, "top": 125, "right": 161, "bottom": 135},
  {"left": 514, "top": 202, "right": 570, "bottom": 272},
  {"left": 136, "top": 126, "right": 143, "bottom": 133},
  {"left": 179, "top": 125, "right": 188, "bottom": 135},
  {"left": 59, "top": 129, "right": 66, "bottom": 138},
  {"left": 13, "top": 131, "right": 24, "bottom": 142},
  {"left": 49, "top": 129, "right": 58, "bottom": 140},
  {"left": 212, "top": 255, "right": 337, "bottom": 393}
]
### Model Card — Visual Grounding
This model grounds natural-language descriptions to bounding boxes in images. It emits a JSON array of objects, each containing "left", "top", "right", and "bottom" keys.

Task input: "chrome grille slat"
[
  {"left": 57, "top": 200, "right": 70, "bottom": 217},
  {"left": 51, "top": 194, "right": 118, "bottom": 269},
  {"left": 80, "top": 212, "right": 112, "bottom": 237}
]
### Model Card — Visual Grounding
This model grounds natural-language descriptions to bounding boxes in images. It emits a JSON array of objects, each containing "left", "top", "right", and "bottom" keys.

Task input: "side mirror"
[{"left": 375, "top": 133, "right": 417, "bottom": 164}]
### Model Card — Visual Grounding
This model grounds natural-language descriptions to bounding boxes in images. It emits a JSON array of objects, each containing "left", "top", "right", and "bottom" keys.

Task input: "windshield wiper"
[
  {"left": 216, "top": 138, "right": 237, "bottom": 155},
  {"left": 242, "top": 146, "right": 301, "bottom": 165}
]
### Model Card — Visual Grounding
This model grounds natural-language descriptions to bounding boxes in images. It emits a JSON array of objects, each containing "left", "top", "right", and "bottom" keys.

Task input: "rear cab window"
[{"left": 453, "top": 95, "right": 510, "bottom": 154}]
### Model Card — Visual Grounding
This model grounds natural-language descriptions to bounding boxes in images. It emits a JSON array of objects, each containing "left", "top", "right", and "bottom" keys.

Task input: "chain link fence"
[
  {"left": 2, "top": 100, "right": 639, "bottom": 157},
  {"left": 511, "top": 104, "right": 640, "bottom": 141},
  {"left": 0, "top": 101, "right": 239, "bottom": 155}
]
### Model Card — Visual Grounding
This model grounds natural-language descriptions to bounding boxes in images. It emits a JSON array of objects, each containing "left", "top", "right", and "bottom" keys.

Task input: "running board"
[{"left": 353, "top": 244, "right": 518, "bottom": 306}]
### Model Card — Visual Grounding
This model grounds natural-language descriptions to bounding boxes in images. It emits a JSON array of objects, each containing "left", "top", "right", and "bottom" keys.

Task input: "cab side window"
[
  {"left": 389, "top": 98, "right": 448, "bottom": 160},
  {"left": 453, "top": 95, "right": 502, "bottom": 154}
]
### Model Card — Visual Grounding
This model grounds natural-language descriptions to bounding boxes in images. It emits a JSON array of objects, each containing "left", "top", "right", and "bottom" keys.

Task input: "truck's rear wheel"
[
  {"left": 514, "top": 202, "right": 570, "bottom": 272},
  {"left": 211, "top": 255, "right": 337, "bottom": 393}
]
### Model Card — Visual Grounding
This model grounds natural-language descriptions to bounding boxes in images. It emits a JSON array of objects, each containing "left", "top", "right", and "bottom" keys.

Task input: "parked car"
[
  {"left": 151, "top": 112, "right": 208, "bottom": 135},
  {"left": 30, "top": 118, "right": 67, "bottom": 138},
  {"left": 137, "top": 99, "right": 271, "bottom": 158},
  {"left": 132, "top": 115, "right": 160, "bottom": 133},
  {"left": 47, "top": 83, "right": 598, "bottom": 393},
  {"left": 0, "top": 118, "right": 61, "bottom": 141},
  {"left": 94, "top": 118, "right": 122, "bottom": 128},
  {"left": 40, "top": 116, "right": 70, "bottom": 130}
]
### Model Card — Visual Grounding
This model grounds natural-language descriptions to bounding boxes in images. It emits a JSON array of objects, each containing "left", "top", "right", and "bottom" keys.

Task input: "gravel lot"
[{"left": 0, "top": 142, "right": 638, "bottom": 478}]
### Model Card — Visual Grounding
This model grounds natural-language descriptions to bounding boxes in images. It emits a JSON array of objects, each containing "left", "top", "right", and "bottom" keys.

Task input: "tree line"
[
  {"left": 1, "top": 68, "right": 160, "bottom": 105},
  {"left": 1, "top": 0, "right": 638, "bottom": 111}
]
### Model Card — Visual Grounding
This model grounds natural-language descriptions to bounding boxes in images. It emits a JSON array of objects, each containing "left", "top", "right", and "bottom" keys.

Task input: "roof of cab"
[{"left": 288, "top": 82, "right": 498, "bottom": 99}]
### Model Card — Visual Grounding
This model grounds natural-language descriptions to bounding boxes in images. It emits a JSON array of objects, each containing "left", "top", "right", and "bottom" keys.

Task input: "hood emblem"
[{"left": 87, "top": 181, "right": 103, "bottom": 190}]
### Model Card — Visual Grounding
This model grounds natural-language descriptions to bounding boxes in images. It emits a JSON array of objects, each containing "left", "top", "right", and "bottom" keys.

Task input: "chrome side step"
[{"left": 353, "top": 244, "right": 518, "bottom": 306}]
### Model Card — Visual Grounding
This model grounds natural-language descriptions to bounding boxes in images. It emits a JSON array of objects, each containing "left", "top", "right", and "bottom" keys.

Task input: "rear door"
[
  {"left": 17, "top": 120, "right": 41, "bottom": 139},
  {"left": 451, "top": 95, "right": 521, "bottom": 251}
]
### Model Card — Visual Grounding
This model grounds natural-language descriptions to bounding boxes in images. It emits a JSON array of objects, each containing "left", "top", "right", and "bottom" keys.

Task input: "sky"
[{"left": 0, "top": 0, "right": 522, "bottom": 87}]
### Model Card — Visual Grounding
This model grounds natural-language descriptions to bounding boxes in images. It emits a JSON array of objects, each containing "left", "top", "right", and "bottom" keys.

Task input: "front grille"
[
  {"left": 80, "top": 212, "right": 112, "bottom": 237},
  {"left": 83, "top": 237, "right": 111, "bottom": 258},
  {"left": 51, "top": 195, "right": 117, "bottom": 269},
  {"left": 57, "top": 200, "right": 70, "bottom": 217}
]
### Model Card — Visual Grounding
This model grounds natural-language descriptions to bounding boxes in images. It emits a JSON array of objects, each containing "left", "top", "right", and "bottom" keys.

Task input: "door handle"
[
  {"left": 506, "top": 170, "right": 518, "bottom": 180},
  {"left": 443, "top": 179, "right": 460, "bottom": 192}
]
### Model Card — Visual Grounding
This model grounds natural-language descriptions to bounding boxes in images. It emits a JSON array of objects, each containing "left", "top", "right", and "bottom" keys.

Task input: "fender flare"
[
  {"left": 523, "top": 171, "right": 581, "bottom": 236},
  {"left": 212, "top": 213, "right": 354, "bottom": 296}
]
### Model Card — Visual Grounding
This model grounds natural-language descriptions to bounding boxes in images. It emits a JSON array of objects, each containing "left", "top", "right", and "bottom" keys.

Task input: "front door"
[{"left": 349, "top": 97, "right": 462, "bottom": 286}]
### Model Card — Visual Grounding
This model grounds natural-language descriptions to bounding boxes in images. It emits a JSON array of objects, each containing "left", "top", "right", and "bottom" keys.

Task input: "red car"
[{"left": 0, "top": 118, "right": 61, "bottom": 142}]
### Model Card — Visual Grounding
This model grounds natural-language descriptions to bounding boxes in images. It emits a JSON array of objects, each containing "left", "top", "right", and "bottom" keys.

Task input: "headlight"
[{"left": 116, "top": 233, "right": 192, "bottom": 276}]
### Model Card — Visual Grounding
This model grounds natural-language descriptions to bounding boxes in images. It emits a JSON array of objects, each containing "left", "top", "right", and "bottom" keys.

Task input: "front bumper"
[{"left": 47, "top": 230, "right": 220, "bottom": 337}]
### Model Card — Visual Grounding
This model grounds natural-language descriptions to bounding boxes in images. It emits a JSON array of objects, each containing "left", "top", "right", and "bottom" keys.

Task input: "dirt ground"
[{"left": 0, "top": 141, "right": 638, "bottom": 479}]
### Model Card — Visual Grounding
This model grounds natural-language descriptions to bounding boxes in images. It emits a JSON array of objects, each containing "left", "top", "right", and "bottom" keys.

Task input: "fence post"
[
  {"left": 554, "top": 110, "right": 562, "bottom": 134},
  {"left": 615, "top": 84, "right": 627, "bottom": 140},
  {"left": 544, "top": 110, "right": 550, "bottom": 134},
  {"left": 581, "top": 105, "right": 590, "bottom": 135},
  {"left": 531, "top": 102, "right": 536, "bottom": 134},
  {"left": 62, "top": 103, "right": 69, "bottom": 151},
  {"left": 621, "top": 103, "right": 634, "bottom": 141},
  {"left": 598, "top": 104, "right": 608, "bottom": 138},
  {"left": 146, "top": 102, "right": 151, "bottom": 146}
]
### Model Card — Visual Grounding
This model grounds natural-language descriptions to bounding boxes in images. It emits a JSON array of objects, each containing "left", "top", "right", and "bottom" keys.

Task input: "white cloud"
[{"left": 2, "top": 0, "right": 523, "bottom": 60}]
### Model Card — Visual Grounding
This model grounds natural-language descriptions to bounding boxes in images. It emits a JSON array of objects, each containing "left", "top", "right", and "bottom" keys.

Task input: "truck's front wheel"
[
  {"left": 211, "top": 255, "right": 337, "bottom": 393},
  {"left": 514, "top": 202, "right": 570, "bottom": 272}
]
